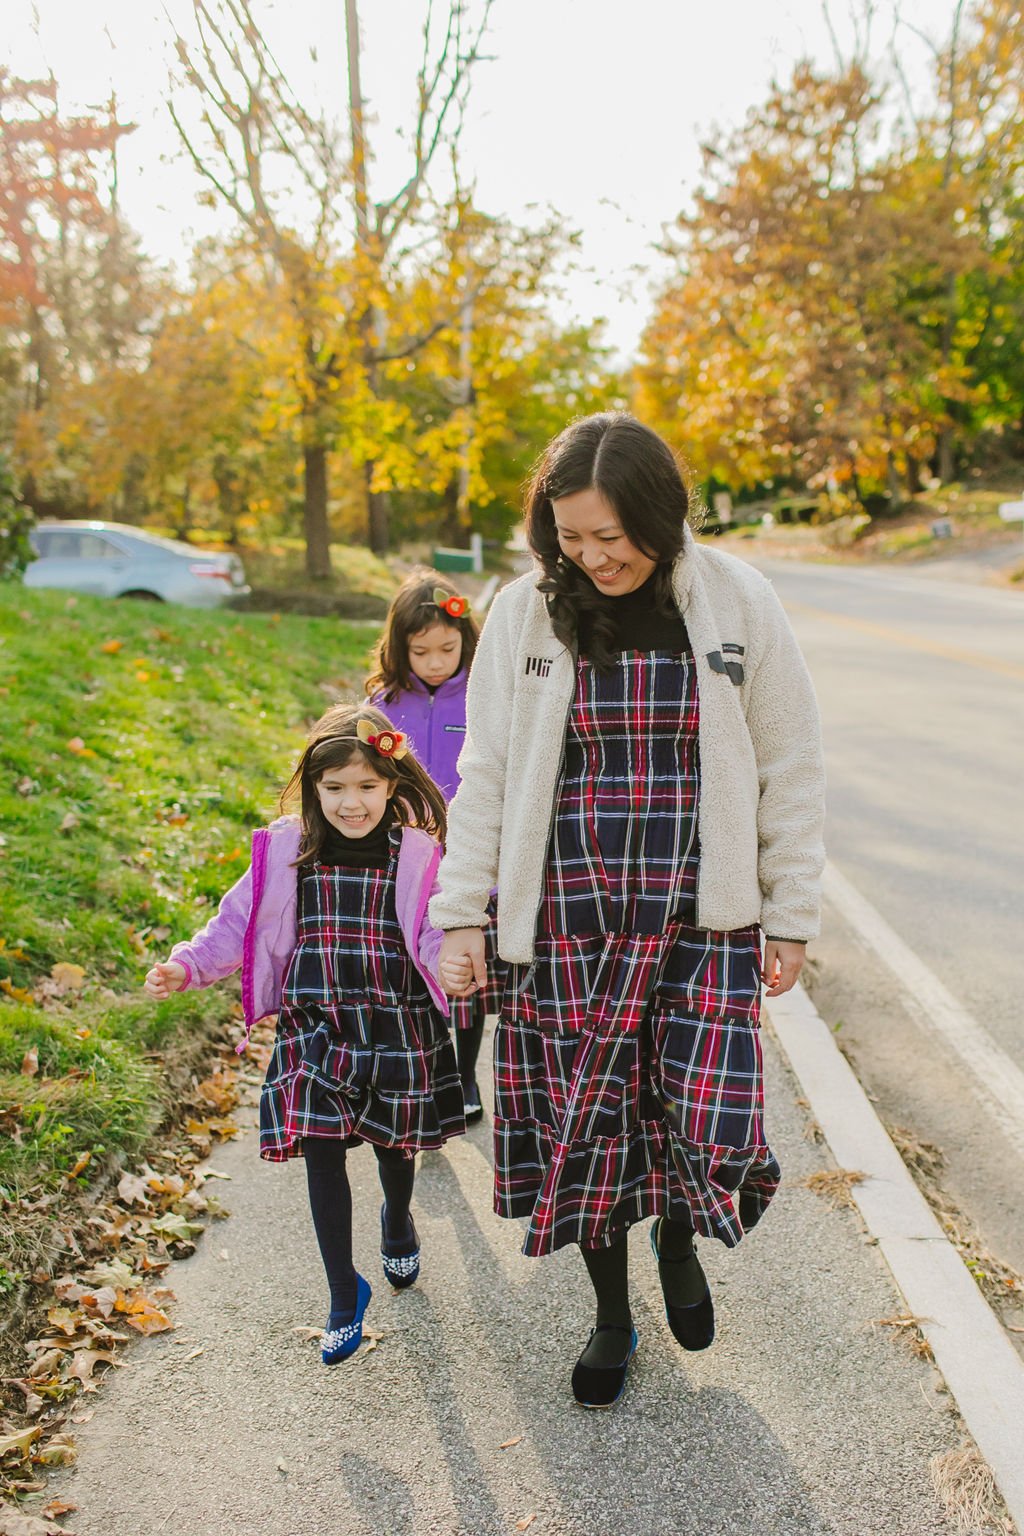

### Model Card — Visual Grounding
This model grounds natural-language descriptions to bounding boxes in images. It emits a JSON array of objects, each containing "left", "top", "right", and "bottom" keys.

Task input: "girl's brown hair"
[
  {"left": 365, "top": 567, "right": 480, "bottom": 703},
  {"left": 280, "top": 702, "right": 448, "bottom": 864}
]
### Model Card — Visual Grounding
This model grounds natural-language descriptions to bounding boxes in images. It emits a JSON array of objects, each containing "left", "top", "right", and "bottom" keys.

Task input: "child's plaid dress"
[
  {"left": 260, "top": 832, "right": 464, "bottom": 1161},
  {"left": 496, "top": 646, "right": 780, "bottom": 1256}
]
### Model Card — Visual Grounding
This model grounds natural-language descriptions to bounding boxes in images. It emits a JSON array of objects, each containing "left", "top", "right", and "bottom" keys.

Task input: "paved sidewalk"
[{"left": 53, "top": 1031, "right": 963, "bottom": 1536}]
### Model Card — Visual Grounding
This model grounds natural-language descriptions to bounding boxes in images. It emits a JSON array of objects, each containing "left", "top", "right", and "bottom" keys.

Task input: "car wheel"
[{"left": 119, "top": 589, "right": 164, "bottom": 602}]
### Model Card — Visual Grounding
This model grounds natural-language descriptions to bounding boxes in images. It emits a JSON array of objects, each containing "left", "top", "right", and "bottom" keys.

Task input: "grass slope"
[{"left": 0, "top": 584, "right": 376, "bottom": 1284}]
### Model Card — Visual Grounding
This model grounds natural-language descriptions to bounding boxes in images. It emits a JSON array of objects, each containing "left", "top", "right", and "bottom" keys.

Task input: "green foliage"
[
  {"left": 0, "top": 453, "right": 33, "bottom": 580},
  {"left": 0, "top": 584, "right": 375, "bottom": 1207}
]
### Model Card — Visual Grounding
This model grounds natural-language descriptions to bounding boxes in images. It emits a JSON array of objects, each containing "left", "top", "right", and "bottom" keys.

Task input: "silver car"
[{"left": 25, "top": 521, "right": 250, "bottom": 608}]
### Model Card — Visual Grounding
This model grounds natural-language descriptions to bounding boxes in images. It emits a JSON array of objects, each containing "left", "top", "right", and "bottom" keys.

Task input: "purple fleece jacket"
[
  {"left": 370, "top": 671, "right": 468, "bottom": 802},
  {"left": 169, "top": 816, "right": 448, "bottom": 1052}
]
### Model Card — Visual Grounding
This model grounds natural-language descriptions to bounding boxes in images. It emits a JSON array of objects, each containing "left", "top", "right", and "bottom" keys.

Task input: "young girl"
[
  {"left": 143, "top": 702, "right": 464, "bottom": 1365},
  {"left": 366, "top": 568, "right": 497, "bottom": 1122}
]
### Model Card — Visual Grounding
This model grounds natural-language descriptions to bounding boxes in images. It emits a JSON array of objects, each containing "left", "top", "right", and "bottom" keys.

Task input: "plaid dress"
[
  {"left": 260, "top": 833, "right": 464, "bottom": 1162},
  {"left": 497, "top": 647, "right": 780, "bottom": 1256}
]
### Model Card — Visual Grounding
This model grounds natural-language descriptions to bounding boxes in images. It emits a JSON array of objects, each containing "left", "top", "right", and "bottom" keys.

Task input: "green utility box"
[{"left": 433, "top": 547, "right": 476, "bottom": 573}]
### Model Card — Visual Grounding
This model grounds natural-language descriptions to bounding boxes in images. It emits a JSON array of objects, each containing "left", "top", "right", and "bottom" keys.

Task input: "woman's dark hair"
[
  {"left": 280, "top": 702, "right": 447, "bottom": 864},
  {"left": 524, "top": 412, "right": 692, "bottom": 668},
  {"left": 365, "top": 567, "right": 480, "bottom": 703}
]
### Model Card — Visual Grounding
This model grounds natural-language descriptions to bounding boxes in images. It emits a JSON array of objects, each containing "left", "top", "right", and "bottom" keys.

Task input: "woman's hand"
[
  {"left": 439, "top": 928, "right": 486, "bottom": 997},
  {"left": 144, "top": 960, "right": 187, "bottom": 1000},
  {"left": 762, "top": 941, "right": 805, "bottom": 998}
]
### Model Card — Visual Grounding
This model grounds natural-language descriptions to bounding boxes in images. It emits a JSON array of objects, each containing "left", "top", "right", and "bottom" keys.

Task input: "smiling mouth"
[{"left": 591, "top": 563, "right": 625, "bottom": 582}]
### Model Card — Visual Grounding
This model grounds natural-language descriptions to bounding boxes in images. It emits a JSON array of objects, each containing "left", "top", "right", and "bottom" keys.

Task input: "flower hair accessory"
[
  {"left": 434, "top": 586, "right": 470, "bottom": 619},
  {"left": 356, "top": 717, "right": 408, "bottom": 759}
]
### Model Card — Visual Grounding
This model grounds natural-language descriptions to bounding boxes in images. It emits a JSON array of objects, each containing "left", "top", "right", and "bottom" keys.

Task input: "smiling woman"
[{"left": 432, "top": 411, "right": 826, "bottom": 1409}]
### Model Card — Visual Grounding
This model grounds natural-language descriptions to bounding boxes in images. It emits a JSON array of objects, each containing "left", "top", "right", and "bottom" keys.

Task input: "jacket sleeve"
[
  {"left": 169, "top": 864, "right": 253, "bottom": 990},
  {"left": 430, "top": 585, "right": 516, "bottom": 932},
  {"left": 744, "top": 579, "right": 826, "bottom": 941}
]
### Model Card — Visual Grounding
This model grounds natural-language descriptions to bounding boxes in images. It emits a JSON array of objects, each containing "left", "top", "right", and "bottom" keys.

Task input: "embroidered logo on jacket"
[
  {"left": 525, "top": 655, "right": 553, "bottom": 678},
  {"left": 707, "top": 648, "right": 745, "bottom": 685}
]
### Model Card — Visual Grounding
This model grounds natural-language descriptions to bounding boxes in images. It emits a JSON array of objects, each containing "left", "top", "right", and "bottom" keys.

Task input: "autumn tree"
[
  {"left": 169, "top": 0, "right": 494, "bottom": 570},
  {"left": 636, "top": 14, "right": 1004, "bottom": 504},
  {"left": 0, "top": 70, "right": 141, "bottom": 513}
]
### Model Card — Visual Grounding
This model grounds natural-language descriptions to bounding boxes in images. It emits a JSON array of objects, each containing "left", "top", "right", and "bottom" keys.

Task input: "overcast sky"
[{"left": 6, "top": 0, "right": 949, "bottom": 356}]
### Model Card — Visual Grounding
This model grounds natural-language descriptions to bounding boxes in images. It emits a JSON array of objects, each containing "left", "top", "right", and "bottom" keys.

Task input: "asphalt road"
[
  {"left": 745, "top": 554, "right": 1024, "bottom": 1278},
  {"left": 52, "top": 1035, "right": 961, "bottom": 1536}
]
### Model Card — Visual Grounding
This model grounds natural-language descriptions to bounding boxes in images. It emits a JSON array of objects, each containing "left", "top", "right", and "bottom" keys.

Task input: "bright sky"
[{"left": 7, "top": 0, "right": 947, "bottom": 358}]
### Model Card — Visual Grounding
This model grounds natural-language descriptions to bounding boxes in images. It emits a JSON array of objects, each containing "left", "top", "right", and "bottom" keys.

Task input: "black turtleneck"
[
  {"left": 578, "top": 568, "right": 689, "bottom": 656},
  {"left": 318, "top": 800, "right": 396, "bottom": 869}
]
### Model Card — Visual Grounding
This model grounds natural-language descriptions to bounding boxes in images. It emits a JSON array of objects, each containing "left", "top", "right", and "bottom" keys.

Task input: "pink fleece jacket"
[{"left": 169, "top": 816, "right": 448, "bottom": 1051}]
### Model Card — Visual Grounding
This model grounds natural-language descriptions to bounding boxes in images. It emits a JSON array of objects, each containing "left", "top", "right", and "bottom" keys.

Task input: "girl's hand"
[
  {"left": 439, "top": 929, "right": 486, "bottom": 997},
  {"left": 440, "top": 955, "right": 475, "bottom": 995},
  {"left": 144, "top": 961, "right": 187, "bottom": 1000},
  {"left": 762, "top": 941, "right": 806, "bottom": 998}
]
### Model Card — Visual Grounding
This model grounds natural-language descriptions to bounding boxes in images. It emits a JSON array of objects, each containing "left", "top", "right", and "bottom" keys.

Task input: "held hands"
[
  {"left": 144, "top": 961, "right": 187, "bottom": 1000},
  {"left": 762, "top": 940, "right": 805, "bottom": 998},
  {"left": 439, "top": 928, "right": 486, "bottom": 998}
]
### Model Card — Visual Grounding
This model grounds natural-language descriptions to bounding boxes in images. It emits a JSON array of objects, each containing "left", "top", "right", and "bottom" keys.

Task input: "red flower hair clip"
[
  {"left": 434, "top": 586, "right": 470, "bottom": 619},
  {"left": 356, "top": 717, "right": 409, "bottom": 760}
]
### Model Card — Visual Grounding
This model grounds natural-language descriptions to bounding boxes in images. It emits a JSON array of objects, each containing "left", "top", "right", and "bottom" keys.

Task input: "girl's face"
[
  {"left": 407, "top": 621, "right": 463, "bottom": 687},
  {"left": 315, "top": 757, "right": 395, "bottom": 838},
  {"left": 552, "top": 487, "right": 657, "bottom": 596}
]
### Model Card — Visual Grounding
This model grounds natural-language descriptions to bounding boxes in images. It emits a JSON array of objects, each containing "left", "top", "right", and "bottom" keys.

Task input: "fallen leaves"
[
  {"left": 802, "top": 1168, "right": 867, "bottom": 1209},
  {"left": 20, "top": 1048, "right": 38, "bottom": 1079},
  {"left": 99, "top": 638, "right": 122, "bottom": 654},
  {"left": 0, "top": 1503, "right": 74, "bottom": 1536},
  {"left": 499, "top": 1436, "right": 523, "bottom": 1451},
  {"left": 1, "top": 980, "right": 35, "bottom": 1007},
  {"left": 515, "top": 1517, "right": 537, "bottom": 1532},
  {"left": 64, "top": 740, "right": 95, "bottom": 760},
  {"left": 47, "top": 966, "right": 85, "bottom": 994}
]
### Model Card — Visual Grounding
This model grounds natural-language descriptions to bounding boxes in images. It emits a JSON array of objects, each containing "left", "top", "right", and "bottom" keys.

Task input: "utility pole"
[{"left": 344, "top": 0, "right": 389, "bottom": 553}]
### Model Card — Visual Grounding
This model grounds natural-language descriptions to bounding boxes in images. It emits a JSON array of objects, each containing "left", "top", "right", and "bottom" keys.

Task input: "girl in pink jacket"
[{"left": 144, "top": 702, "right": 464, "bottom": 1364}]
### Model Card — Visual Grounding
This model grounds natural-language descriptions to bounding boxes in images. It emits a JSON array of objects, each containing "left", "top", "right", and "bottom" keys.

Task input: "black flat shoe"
[
  {"left": 650, "top": 1216, "right": 715, "bottom": 1351},
  {"left": 463, "top": 1079, "right": 484, "bottom": 1124},
  {"left": 571, "top": 1324, "right": 638, "bottom": 1409},
  {"left": 380, "top": 1204, "right": 420, "bottom": 1289}
]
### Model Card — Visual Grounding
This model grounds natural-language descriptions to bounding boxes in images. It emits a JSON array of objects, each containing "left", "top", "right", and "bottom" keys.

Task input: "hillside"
[{"left": 0, "top": 584, "right": 377, "bottom": 1306}]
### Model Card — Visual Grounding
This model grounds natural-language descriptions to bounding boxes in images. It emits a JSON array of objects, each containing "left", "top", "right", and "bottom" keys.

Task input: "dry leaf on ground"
[
  {"left": 20, "top": 1047, "right": 38, "bottom": 1078},
  {"left": 499, "top": 1436, "right": 523, "bottom": 1450},
  {"left": 515, "top": 1517, "right": 537, "bottom": 1532},
  {"left": 802, "top": 1168, "right": 866, "bottom": 1209},
  {"left": 0, "top": 1507, "right": 75, "bottom": 1536}
]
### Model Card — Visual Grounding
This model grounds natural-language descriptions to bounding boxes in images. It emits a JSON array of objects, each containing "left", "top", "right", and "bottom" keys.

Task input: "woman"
[{"left": 432, "top": 413, "right": 824, "bottom": 1408}]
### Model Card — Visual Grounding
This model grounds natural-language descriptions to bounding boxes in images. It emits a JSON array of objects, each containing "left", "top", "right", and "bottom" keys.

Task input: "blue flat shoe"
[
  {"left": 571, "top": 1324, "right": 638, "bottom": 1409},
  {"left": 650, "top": 1216, "right": 715, "bottom": 1351},
  {"left": 321, "top": 1273, "right": 372, "bottom": 1364},
  {"left": 380, "top": 1203, "right": 420, "bottom": 1289}
]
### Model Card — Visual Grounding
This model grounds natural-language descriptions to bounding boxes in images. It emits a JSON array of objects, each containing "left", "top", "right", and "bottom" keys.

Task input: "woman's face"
[{"left": 551, "top": 488, "right": 657, "bottom": 596}]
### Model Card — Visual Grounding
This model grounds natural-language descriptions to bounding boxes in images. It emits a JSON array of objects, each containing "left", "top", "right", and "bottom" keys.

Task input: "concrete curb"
[{"left": 766, "top": 982, "right": 1024, "bottom": 1531}]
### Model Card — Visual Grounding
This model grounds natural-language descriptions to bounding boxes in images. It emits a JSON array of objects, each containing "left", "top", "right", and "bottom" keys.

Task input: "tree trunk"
[
  {"left": 304, "top": 443, "right": 332, "bottom": 579},
  {"left": 937, "top": 428, "right": 956, "bottom": 485},
  {"left": 365, "top": 462, "right": 390, "bottom": 555}
]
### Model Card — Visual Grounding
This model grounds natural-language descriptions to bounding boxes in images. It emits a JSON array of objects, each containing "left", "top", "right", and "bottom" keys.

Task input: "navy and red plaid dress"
[
  {"left": 260, "top": 833, "right": 464, "bottom": 1161},
  {"left": 496, "top": 646, "right": 780, "bottom": 1256}
]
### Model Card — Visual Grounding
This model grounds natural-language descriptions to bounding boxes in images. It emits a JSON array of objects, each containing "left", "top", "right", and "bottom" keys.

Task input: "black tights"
[
  {"left": 303, "top": 1138, "right": 416, "bottom": 1321},
  {"left": 578, "top": 1214, "right": 696, "bottom": 1368}
]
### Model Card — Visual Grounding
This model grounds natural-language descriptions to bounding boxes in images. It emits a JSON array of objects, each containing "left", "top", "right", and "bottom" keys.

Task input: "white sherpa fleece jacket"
[{"left": 430, "top": 528, "right": 826, "bottom": 962}]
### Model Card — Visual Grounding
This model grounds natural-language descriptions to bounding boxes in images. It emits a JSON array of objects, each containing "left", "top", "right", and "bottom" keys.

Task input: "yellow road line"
[{"left": 786, "top": 601, "right": 1024, "bottom": 682}]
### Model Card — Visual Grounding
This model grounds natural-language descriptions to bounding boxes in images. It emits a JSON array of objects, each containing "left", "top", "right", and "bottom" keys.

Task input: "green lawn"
[{"left": 0, "top": 583, "right": 376, "bottom": 1279}]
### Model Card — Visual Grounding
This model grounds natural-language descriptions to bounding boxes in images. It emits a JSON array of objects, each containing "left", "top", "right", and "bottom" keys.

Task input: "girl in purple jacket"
[
  {"left": 143, "top": 702, "right": 464, "bottom": 1365},
  {"left": 366, "top": 569, "right": 497, "bottom": 1123}
]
